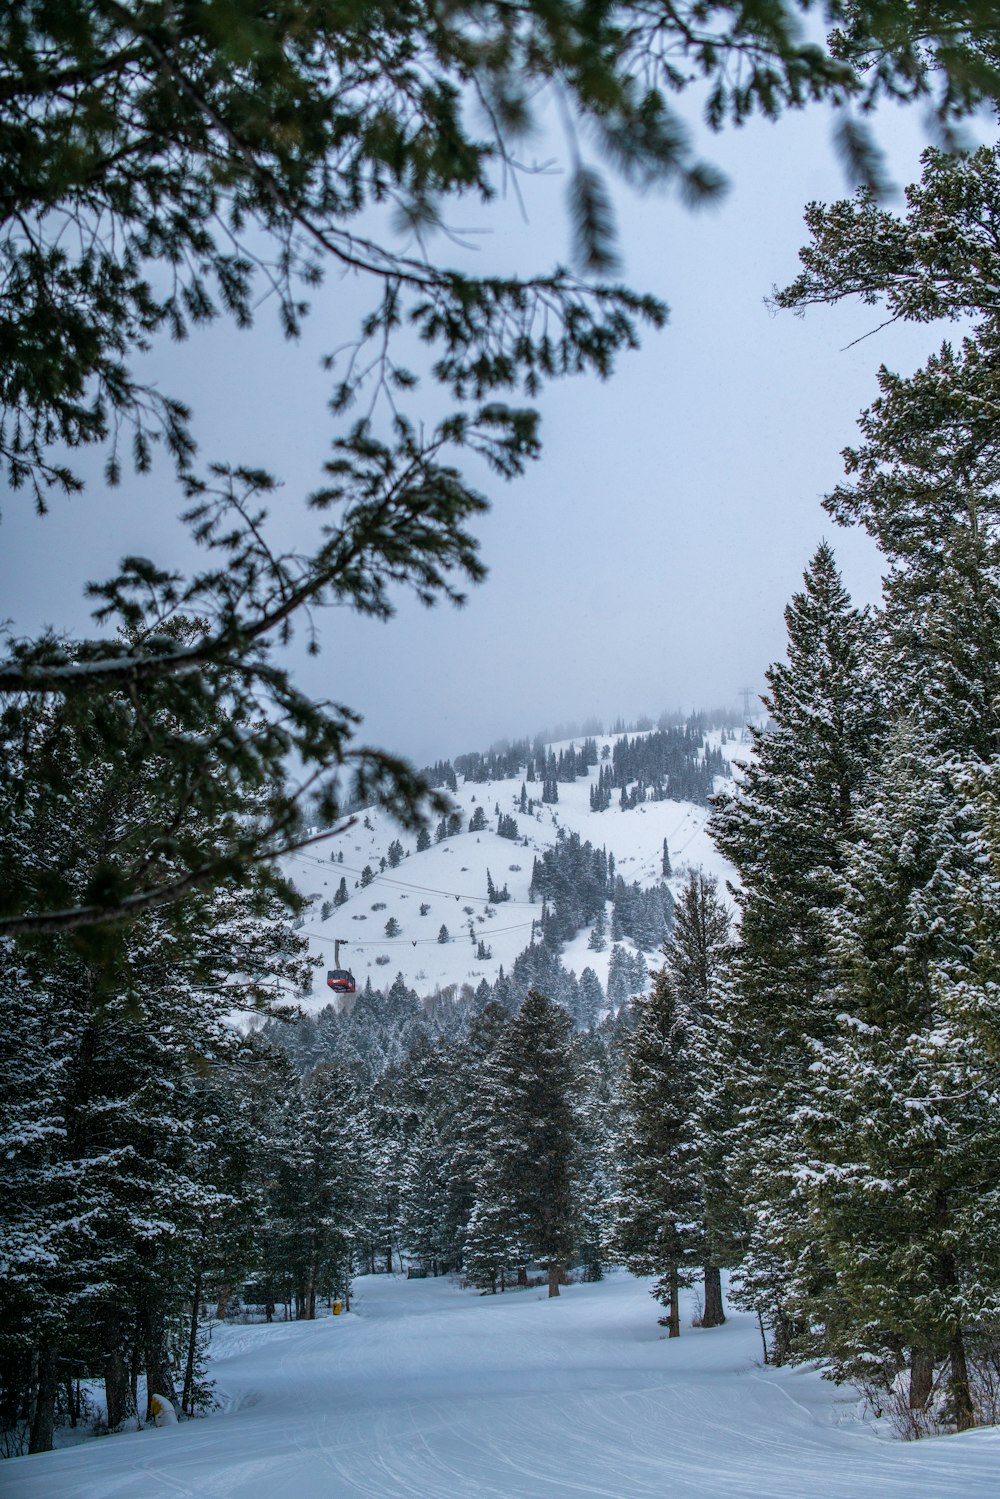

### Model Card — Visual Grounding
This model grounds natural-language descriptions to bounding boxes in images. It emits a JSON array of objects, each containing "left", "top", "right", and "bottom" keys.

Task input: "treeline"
[
  {"left": 419, "top": 713, "right": 732, "bottom": 805},
  {"left": 254, "top": 874, "right": 727, "bottom": 1326},
  {"left": 251, "top": 894, "right": 728, "bottom": 1310},
  {"left": 609, "top": 729, "right": 729, "bottom": 807},
  {"left": 264, "top": 992, "right": 634, "bottom": 1298},
  {"left": 267, "top": 938, "right": 650, "bottom": 1075}
]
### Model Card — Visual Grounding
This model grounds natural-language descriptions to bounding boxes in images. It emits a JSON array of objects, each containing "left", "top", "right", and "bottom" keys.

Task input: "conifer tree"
[
  {"left": 587, "top": 905, "right": 607, "bottom": 952},
  {"left": 784, "top": 722, "right": 1000, "bottom": 1425},
  {"left": 606, "top": 944, "right": 634, "bottom": 1011},
  {"left": 710, "top": 543, "right": 878, "bottom": 1355},
  {"left": 480, "top": 990, "right": 580, "bottom": 1296},
  {"left": 662, "top": 871, "right": 735, "bottom": 1327},
  {"left": 613, "top": 970, "right": 702, "bottom": 1336},
  {"left": 575, "top": 968, "right": 605, "bottom": 1031}
]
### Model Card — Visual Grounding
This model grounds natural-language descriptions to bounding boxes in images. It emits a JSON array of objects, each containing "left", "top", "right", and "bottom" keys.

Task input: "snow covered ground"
[
  {"left": 8, "top": 1272, "right": 1000, "bottom": 1498},
  {"left": 285, "top": 730, "right": 742, "bottom": 1010}
]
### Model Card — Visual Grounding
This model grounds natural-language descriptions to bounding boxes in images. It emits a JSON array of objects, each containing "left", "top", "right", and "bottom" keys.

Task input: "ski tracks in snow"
[{"left": 5, "top": 1273, "right": 1000, "bottom": 1498}]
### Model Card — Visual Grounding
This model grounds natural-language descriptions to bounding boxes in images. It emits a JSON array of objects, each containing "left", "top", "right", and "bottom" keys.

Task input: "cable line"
[
  {"left": 302, "top": 919, "right": 537, "bottom": 949},
  {"left": 288, "top": 849, "right": 538, "bottom": 909}
]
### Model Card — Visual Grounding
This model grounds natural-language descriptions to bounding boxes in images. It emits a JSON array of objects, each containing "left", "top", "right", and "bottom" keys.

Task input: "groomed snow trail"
[{"left": 6, "top": 1274, "right": 1000, "bottom": 1498}]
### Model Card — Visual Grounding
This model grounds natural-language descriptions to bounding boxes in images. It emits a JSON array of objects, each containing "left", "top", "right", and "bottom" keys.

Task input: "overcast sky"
[{"left": 2, "top": 95, "right": 978, "bottom": 765}]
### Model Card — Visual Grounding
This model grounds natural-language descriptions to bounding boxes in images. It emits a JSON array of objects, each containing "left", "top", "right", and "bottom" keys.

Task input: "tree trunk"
[
  {"left": 665, "top": 1268, "right": 680, "bottom": 1338},
  {"left": 141, "top": 1301, "right": 177, "bottom": 1419},
  {"left": 756, "top": 1309, "right": 770, "bottom": 1365},
  {"left": 28, "top": 1346, "right": 59, "bottom": 1454},
  {"left": 547, "top": 1264, "right": 560, "bottom": 1299},
  {"left": 702, "top": 1266, "right": 725, "bottom": 1327},
  {"left": 130, "top": 1327, "right": 141, "bottom": 1423},
  {"left": 516, "top": 1265, "right": 528, "bottom": 1286},
  {"left": 772, "top": 1311, "right": 801, "bottom": 1365},
  {"left": 103, "top": 1310, "right": 131, "bottom": 1430},
  {"left": 214, "top": 1282, "right": 232, "bottom": 1321},
  {"left": 908, "top": 1347, "right": 934, "bottom": 1411},
  {"left": 385, "top": 1243, "right": 393, "bottom": 1276},
  {"left": 182, "top": 1272, "right": 202, "bottom": 1415},
  {"left": 948, "top": 1328, "right": 976, "bottom": 1432}
]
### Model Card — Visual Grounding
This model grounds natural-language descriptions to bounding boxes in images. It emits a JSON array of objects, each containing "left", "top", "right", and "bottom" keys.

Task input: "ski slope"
[
  {"left": 285, "top": 730, "right": 742, "bottom": 1009},
  {"left": 8, "top": 1273, "right": 1000, "bottom": 1498}
]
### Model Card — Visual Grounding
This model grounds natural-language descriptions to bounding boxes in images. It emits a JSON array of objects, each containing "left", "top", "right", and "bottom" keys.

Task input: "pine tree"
[
  {"left": 782, "top": 722, "right": 1000, "bottom": 1424},
  {"left": 606, "top": 944, "right": 635, "bottom": 1011},
  {"left": 612, "top": 970, "right": 702, "bottom": 1336},
  {"left": 481, "top": 990, "right": 580, "bottom": 1296},
  {"left": 575, "top": 968, "right": 605, "bottom": 1031},
  {"left": 710, "top": 543, "right": 879, "bottom": 1356},
  {"left": 662, "top": 871, "right": 736, "bottom": 1328}
]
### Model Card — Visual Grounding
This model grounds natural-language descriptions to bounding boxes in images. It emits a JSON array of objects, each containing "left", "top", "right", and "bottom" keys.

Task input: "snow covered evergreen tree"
[
  {"left": 710, "top": 543, "right": 878, "bottom": 1357},
  {"left": 612, "top": 969, "right": 701, "bottom": 1336},
  {"left": 475, "top": 990, "right": 580, "bottom": 1296},
  {"left": 784, "top": 723, "right": 1000, "bottom": 1426},
  {"left": 662, "top": 871, "right": 736, "bottom": 1327},
  {"left": 575, "top": 967, "right": 605, "bottom": 1031}
]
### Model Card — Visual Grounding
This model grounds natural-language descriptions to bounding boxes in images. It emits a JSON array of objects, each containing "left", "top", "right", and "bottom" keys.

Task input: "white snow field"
[
  {"left": 284, "top": 729, "right": 742, "bottom": 1010},
  {"left": 6, "top": 1273, "right": 1000, "bottom": 1498}
]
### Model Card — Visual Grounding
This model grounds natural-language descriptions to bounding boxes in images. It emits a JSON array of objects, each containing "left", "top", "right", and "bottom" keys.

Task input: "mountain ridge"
[{"left": 287, "top": 722, "right": 744, "bottom": 1010}]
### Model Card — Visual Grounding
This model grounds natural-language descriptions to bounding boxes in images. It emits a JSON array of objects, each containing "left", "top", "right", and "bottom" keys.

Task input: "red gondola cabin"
[{"left": 326, "top": 968, "right": 356, "bottom": 995}]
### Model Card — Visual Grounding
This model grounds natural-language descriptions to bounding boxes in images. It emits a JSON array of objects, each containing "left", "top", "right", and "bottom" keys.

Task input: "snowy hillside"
[
  {"left": 287, "top": 729, "right": 743, "bottom": 1008},
  {"left": 8, "top": 1273, "right": 1000, "bottom": 1499}
]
